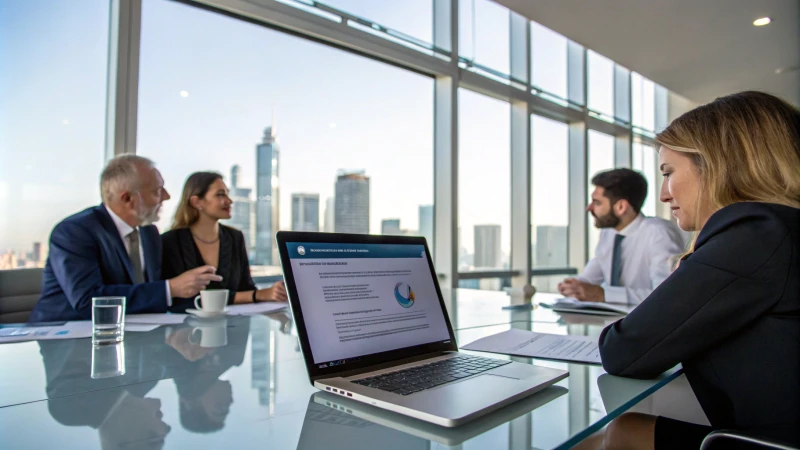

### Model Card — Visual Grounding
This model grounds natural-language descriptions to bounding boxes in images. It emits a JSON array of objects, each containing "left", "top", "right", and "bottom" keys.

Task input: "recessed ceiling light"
[
  {"left": 753, "top": 17, "right": 772, "bottom": 26},
  {"left": 180, "top": 90, "right": 189, "bottom": 97},
  {"left": 62, "top": 119, "right": 69, "bottom": 125}
]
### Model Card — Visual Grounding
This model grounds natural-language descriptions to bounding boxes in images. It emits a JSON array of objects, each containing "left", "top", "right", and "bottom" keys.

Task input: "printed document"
[{"left": 463, "top": 328, "right": 602, "bottom": 364}]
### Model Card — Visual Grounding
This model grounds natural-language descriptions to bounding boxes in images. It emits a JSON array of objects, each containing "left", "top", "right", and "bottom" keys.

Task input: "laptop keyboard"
[{"left": 351, "top": 354, "right": 511, "bottom": 396}]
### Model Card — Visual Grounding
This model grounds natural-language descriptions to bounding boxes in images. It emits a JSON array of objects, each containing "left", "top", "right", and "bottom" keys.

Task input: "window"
[
  {"left": 531, "top": 115, "right": 569, "bottom": 293},
  {"left": 587, "top": 130, "right": 615, "bottom": 259},
  {"left": 311, "top": 0, "right": 433, "bottom": 48},
  {"left": 137, "top": 0, "right": 433, "bottom": 273},
  {"left": 0, "top": 0, "right": 109, "bottom": 270},
  {"left": 632, "top": 143, "right": 658, "bottom": 217},
  {"left": 587, "top": 50, "right": 614, "bottom": 118},
  {"left": 459, "top": 0, "right": 510, "bottom": 79},
  {"left": 458, "top": 89, "right": 510, "bottom": 276},
  {"left": 632, "top": 72, "right": 656, "bottom": 131},
  {"left": 531, "top": 23, "right": 568, "bottom": 100}
]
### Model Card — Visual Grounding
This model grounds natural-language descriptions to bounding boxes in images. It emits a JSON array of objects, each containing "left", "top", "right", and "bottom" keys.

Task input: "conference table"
[{"left": 0, "top": 289, "right": 681, "bottom": 449}]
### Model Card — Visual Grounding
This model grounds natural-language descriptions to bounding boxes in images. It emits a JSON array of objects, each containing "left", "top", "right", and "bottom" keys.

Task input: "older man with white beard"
[{"left": 29, "top": 155, "right": 222, "bottom": 322}]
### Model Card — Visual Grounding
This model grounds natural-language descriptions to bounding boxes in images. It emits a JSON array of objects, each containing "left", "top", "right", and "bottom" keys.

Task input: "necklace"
[{"left": 192, "top": 234, "right": 220, "bottom": 245}]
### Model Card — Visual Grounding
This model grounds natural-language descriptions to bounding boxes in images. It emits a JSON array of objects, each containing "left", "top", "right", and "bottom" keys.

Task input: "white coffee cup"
[
  {"left": 194, "top": 289, "right": 228, "bottom": 313},
  {"left": 189, "top": 318, "right": 228, "bottom": 348}
]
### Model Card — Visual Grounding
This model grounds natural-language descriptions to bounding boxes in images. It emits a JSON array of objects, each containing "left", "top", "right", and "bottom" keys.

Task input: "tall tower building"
[
  {"left": 291, "top": 193, "right": 320, "bottom": 232},
  {"left": 32, "top": 242, "right": 42, "bottom": 264},
  {"left": 334, "top": 171, "right": 370, "bottom": 234},
  {"left": 418, "top": 205, "right": 433, "bottom": 245},
  {"left": 535, "top": 225, "right": 568, "bottom": 268},
  {"left": 323, "top": 197, "right": 335, "bottom": 233},
  {"left": 255, "top": 124, "right": 280, "bottom": 265},
  {"left": 474, "top": 225, "right": 501, "bottom": 269},
  {"left": 226, "top": 165, "right": 254, "bottom": 252},
  {"left": 381, "top": 219, "right": 402, "bottom": 236}
]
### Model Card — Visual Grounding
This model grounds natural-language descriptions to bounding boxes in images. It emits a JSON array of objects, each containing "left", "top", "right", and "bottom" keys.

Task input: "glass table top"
[{"left": 0, "top": 289, "right": 680, "bottom": 449}]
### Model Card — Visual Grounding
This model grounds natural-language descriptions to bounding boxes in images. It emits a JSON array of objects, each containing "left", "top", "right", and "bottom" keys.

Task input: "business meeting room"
[{"left": 1, "top": 0, "right": 798, "bottom": 448}]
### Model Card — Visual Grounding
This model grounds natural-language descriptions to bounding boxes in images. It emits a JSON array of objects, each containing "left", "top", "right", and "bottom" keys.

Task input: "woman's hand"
[{"left": 255, "top": 281, "right": 288, "bottom": 302}]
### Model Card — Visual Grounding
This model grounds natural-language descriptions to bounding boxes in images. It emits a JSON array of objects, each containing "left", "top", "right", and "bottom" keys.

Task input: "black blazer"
[
  {"left": 161, "top": 225, "right": 256, "bottom": 312},
  {"left": 599, "top": 202, "right": 800, "bottom": 443}
]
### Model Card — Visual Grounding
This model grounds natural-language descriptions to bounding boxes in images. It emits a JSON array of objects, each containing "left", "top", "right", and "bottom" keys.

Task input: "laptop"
[
  {"left": 300, "top": 386, "right": 568, "bottom": 447},
  {"left": 276, "top": 232, "right": 568, "bottom": 427}
]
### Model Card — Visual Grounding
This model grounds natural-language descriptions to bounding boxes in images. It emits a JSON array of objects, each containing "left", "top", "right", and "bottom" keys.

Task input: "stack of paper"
[
  {"left": 462, "top": 328, "right": 602, "bottom": 364},
  {"left": 226, "top": 302, "right": 289, "bottom": 316},
  {"left": 539, "top": 297, "right": 633, "bottom": 316}
]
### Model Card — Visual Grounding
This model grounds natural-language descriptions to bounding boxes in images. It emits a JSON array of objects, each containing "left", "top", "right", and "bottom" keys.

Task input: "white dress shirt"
[
  {"left": 105, "top": 205, "right": 172, "bottom": 305},
  {"left": 577, "top": 214, "right": 686, "bottom": 305}
]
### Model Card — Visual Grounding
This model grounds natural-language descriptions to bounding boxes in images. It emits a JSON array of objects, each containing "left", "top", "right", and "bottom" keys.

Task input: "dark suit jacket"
[
  {"left": 599, "top": 202, "right": 800, "bottom": 443},
  {"left": 161, "top": 225, "right": 255, "bottom": 313},
  {"left": 29, "top": 205, "right": 168, "bottom": 322}
]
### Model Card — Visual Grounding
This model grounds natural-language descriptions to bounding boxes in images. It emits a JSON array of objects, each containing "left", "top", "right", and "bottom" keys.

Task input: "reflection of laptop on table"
[
  {"left": 276, "top": 232, "right": 568, "bottom": 427},
  {"left": 299, "top": 386, "right": 568, "bottom": 448},
  {"left": 540, "top": 297, "right": 633, "bottom": 316}
]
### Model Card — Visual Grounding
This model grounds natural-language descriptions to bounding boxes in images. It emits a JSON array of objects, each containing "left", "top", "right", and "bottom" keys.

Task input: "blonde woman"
[
  {"left": 161, "top": 172, "right": 287, "bottom": 312},
  {"left": 596, "top": 92, "right": 800, "bottom": 449}
]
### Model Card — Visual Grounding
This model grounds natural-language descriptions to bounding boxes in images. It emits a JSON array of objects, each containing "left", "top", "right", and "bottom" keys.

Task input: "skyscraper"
[
  {"left": 291, "top": 193, "right": 320, "bottom": 232},
  {"left": 381, "top": 219, "right": 402, "bottom": 235},
  {"left": 334, "top": 171, "right": 370, "bottom": 234},
  {"left": 31, "top": 242, "right": 41, "bottom": 264},
  {"left": 323, "top": 197, "right": 335, "bottom": 233},
  {"left": 418, "top": 205, "right": 433, "bottom": 245},
  {"left": 226, "top": 165, "right": 254, "bottom": 252},
  {"left": 535, "top": 226, "right": 568, "bottom": 268},
  {"left": 474, "top": 225, "right": 501, "bottom": 269},
  {"left": 255, "top": 124, "right": 280, "bottom": 265}
]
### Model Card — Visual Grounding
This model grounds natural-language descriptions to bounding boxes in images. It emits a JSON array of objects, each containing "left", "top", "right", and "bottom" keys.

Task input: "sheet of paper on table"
[
  {"left": 226, "top": 302, "right": 289, "bottom": 316},
  {"left": 462, "top": 328, "right": 602, "bottom": 364},
  {"left": 0, "top": 321, "right": 93, "bottom": 343},
  {"left": 125, "top": 313, "right": 188, "bottom": 325}
]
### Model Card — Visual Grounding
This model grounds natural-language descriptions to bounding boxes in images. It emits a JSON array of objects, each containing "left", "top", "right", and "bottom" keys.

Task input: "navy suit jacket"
[
  {"left": 599, "top": 202, "right": 799, "bottom": 443},
  {"left": 29, "top": 205, "right": 169, "bottom": 322}
]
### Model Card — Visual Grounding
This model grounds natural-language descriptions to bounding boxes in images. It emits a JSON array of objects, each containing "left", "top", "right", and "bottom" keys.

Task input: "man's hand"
[
  {"left": 255, "top": 281, "right": 288, "bottom": 302},
  {"left": 557, "top": 278, "right": 605, "bottom": 302},
  {"left": 168, "top": 265, "right": 223, "bottom": 299}
]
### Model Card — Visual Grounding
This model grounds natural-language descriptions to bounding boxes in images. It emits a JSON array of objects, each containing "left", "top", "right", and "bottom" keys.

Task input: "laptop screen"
[{"left": 286, "top": 242, "right": 452, "bottom": 369}]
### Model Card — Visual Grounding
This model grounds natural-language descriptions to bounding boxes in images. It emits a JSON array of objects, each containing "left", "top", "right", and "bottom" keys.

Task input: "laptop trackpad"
[{"left": 406, "top": 374, "right": 528, "bottom": 419}]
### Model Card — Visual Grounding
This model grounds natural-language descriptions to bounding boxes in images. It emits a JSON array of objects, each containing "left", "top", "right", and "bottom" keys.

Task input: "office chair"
[{"left": 701, "top": 430, "right": 799, "bottom": 450}]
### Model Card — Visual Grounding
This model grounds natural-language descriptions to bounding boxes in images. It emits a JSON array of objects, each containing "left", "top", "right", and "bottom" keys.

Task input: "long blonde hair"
[
  {"left": 656, "top": 91, "right": 800, "bottom": 255},
  {"left": 171, "top": 172, "right": 223, "bottom": 229}
]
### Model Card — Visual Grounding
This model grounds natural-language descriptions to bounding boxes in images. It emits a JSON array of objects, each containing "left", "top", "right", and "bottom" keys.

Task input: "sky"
[{"left": 0, "top": 0, "right": 654, "bottom": 258}]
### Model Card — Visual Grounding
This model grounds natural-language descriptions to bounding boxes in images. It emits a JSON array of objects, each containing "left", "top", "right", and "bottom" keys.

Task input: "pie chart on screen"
[{"left": 394, "top": 282, "right": 415, "bottom": 308}]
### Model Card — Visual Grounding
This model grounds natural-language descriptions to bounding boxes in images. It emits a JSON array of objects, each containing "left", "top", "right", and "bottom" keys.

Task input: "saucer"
[{"left": 186, "top": 308, "right": 228, "bottom": 319}]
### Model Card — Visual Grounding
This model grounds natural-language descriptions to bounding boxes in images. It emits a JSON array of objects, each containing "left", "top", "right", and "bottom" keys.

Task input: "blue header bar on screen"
[{"left": 287, "top": 242, "right": 426, "bottom": 259}]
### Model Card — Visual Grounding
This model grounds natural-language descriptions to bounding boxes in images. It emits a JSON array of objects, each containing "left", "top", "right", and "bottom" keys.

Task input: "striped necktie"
[
  {"left": 610, "top": 234, "right": 625, "bottom": 287},
  {"left": 127, "top": 229, "right": 145, "bottom": 284}
]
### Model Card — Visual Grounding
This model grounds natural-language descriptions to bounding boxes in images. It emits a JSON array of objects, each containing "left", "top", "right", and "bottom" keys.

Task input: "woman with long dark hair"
[{"left": 161, "top": 172, "right": 286, "bottom": 312}]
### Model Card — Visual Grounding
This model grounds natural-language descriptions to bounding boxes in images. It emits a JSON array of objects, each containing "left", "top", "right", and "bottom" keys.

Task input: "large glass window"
[
  {"left": 531, "top": 116, "right": 569, "bottom": 293},
  {"left": 632, "top": 72, "right": 656, "bottom": 131},
  {"left": 531, "top": 23, "right": 568, "bottom": 101},
  {"left": 458, "top": 89, "right": 510, "bottom": 276},
  {"left": 587, "top": 131, "right": 615, "bottom": 259},
  {"left": 137, "top": 0, "right": 433, "bottom": 274},
  {"left": 0, "top": 0, "right": 109, "bottom": 271},
  {"left": 632, "top": 143, "right": 658, "bottom": 217},
  {"left": 459, "top": 0, "right": 510, "bottom": 78},
  {"left": 314, "top": 0, "right": 433, "bottom": 47},
  {"left": 587, "top": 50, "right": 614, "bottom": 118}
]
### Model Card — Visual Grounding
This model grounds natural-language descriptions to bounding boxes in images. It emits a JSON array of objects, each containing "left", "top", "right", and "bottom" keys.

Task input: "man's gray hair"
[{"left": 100, "top": 154, "right": 156, "bottom": 204}]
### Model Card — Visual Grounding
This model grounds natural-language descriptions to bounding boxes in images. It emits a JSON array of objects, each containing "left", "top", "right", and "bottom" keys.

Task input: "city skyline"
[{"left": 1, "top": 0, "right": 648, "bottom": 268}]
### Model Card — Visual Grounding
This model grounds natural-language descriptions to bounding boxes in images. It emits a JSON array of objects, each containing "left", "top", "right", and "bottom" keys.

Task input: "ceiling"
[{"left": 494, "top": 0, "right": 800, "bottom": 106}]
